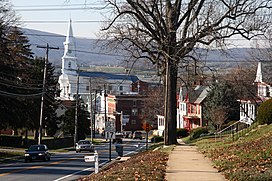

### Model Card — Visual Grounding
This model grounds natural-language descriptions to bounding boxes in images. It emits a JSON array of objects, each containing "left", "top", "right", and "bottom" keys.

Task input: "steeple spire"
[
  {"left": 63, "top": 19, "right": 76, "bottom": 57},
  {"left": 255, "top": 62, "right": 262, "bottom": 83},
  {"left": 61, "top": 19, "right": 77, "bottom": 75}
]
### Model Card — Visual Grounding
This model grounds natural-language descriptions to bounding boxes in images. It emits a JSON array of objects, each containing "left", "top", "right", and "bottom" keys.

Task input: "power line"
[
  {"left": 14, "top": 7, "right": 107, "bottom": 11},
  {"left": 13, "top": 3, "right": 104, "bottom": 8},
  {"left": 0, "top": 90, "right": 42, "bottom": 97},
  {"left": 20, "top": 20, "right": 110, "bottom": 23}
]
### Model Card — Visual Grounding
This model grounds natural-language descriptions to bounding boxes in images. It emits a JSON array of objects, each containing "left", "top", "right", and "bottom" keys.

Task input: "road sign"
[
  {"left": 142, "top": 122, "right": 152, "bottom": 132},
  {"left": 105, "top": 121, "right": 115, "bottom": 132}
]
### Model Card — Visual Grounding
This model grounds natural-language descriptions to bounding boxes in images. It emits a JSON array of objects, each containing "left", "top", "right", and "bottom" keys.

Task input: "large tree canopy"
[{"left": 102, "top": 0, "right": 271, "bottom": 145}]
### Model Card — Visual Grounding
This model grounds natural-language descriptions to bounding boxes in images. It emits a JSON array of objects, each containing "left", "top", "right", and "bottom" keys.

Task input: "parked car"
[
  {"left": 123, "top": 131, "right": 132, "bottom": 138},
  {"left": 76, "top": 140, "right": 94, "bottom": 153},
  {"left": 24, "top": 144, "right": 51, "bottom": 162},
  {"left": 133, "top": 131, "right": 143, "bottom": 140}
]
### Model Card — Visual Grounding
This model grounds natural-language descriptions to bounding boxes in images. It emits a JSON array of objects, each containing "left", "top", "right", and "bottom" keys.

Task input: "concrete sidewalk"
[{"left": 165, "top": 139, "right": 227, "bottom": 181}]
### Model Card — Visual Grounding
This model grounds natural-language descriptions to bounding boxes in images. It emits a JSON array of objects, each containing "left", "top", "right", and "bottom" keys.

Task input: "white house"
[{"left": 239, "top": 61, "right": 272, "bottom": 125}]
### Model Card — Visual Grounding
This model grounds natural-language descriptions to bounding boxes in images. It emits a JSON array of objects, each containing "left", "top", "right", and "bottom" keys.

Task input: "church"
[
  {"left": 57, "top": 20, "right": 155, "bottom": 134},
  {"left": 58, "top": 19, "right": 141, "bottom": 102}
]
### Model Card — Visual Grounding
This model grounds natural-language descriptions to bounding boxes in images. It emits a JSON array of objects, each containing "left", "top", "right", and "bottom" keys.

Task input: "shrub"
[
  {"left": 176, "top": 128, "right": 189, "bottom": 138},
  {"left": 189, "top": 127, "right": 208, "bottom": 140},
  {"left": 257, "top": 99, "right": 272, "bottom": 125},
  {"left": 151, "top": 136, "right": 164, "bottom": 143}
]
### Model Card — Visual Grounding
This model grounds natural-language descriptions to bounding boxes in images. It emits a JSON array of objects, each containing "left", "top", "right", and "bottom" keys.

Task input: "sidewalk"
[{"left": 165, "top": 139, "right": 227, "bottom": 181}]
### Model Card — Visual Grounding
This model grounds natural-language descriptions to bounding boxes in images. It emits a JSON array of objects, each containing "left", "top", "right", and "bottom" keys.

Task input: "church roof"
[{"left": 79, "top": 71, "right": 139, "bottom": 83}]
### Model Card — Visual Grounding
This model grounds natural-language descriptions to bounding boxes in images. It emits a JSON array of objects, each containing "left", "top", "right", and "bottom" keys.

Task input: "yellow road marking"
[{"left": 0, "top": 157, "right": 77, "bottom": 177}]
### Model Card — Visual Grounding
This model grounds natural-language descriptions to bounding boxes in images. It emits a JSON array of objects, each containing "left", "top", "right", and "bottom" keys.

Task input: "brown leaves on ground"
[
  {"left": 77, "top": 150, "right": 168, "bottom": 181},
  {"left": 201, "top": 128, "right": 272, "bottom": 181}
]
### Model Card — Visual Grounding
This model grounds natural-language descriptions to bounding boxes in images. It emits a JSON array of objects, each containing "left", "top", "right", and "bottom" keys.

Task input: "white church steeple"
[
  {"left": 61, "top": 19, "right": 77, "bottom": 75},
  {"left": 255, "top": 62, "right": 262, "bottom": 83}
]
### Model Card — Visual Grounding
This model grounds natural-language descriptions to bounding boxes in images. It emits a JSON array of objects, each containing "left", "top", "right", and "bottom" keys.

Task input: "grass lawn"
[{"left": 193, "top": 124, "right": 272, "bottom": 181}]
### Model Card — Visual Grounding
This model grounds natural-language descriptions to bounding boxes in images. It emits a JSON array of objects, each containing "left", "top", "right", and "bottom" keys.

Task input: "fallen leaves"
[
  {"left": 77, "top": 150, "right": 168, "bottom": 181},
  {"left": 198, "top": 125, "right": 272, "bottom": 180}
]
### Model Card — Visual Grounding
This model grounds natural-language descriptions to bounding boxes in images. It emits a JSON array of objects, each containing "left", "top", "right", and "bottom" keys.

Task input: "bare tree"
[
  {"left": 141, "top": 86, "right": 164, "bottom": 127},
  {"left": 101, "top": 0, "right": 271, "bottom": 145},
  {"left": 209, "top": 107, "right": 228, "bottom": 131},
  {"left": 225, "top": 66, "right": 257, "bottom": 100}
]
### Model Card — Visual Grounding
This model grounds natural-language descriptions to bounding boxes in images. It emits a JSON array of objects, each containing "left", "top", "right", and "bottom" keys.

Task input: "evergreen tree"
[
  {"left": 204, "top": 81, "right": 239, "bottom": 130},
  {"left": 61, "top": 104, "right": 90, "bottom": 140}
]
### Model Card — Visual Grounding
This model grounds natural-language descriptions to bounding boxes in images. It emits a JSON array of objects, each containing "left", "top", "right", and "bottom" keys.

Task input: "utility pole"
[
  {"left": 37, "top": 43, "right": 59, "bottom": 145},
  {"left": 104, "top": 84, "right": 111, "bottom": 162},
  {"left": 89, "top": 78, "right": 93, "bottom": 142},
  {"left": 93, "top": 90, "right": 97, "bottom": 138},
  {"left": 74, "top": 68, "right": 80, "bottom": 147}
]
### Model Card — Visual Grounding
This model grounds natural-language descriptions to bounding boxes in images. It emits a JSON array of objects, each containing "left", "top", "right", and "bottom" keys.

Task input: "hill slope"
[{"left": 196, "top": 124, "right": 272, "bottom": 180}]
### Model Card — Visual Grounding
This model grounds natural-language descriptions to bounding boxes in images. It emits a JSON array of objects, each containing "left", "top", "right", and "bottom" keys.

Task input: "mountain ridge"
[{"left": 23, "top": 28, "right": 255, "bottom": 68}]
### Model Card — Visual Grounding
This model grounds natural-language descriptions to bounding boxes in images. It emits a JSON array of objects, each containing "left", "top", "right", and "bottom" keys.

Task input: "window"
[
  {"left": 119, "top": 86, "right": 123, "bottom": 91},
  {"left": 191, "top": 105, "right": 196, "bottom": 113},
  {"left": 86, "top": 86, "right": 89, "bottom": 91},
  {"left": 68, "top": 62, "right": 71, "bottom": 68},
  {"left": 266, "top": 86, "right": 270, "bottom": 97},
  {"left": 133, "top": 100, "right": 137, "bottom": 107},
  {"left": 108, "top": 85, "right": 112, "bottom": 91},
  {"left": 132, "top": 108, "right": 138, "bottom": 116}
]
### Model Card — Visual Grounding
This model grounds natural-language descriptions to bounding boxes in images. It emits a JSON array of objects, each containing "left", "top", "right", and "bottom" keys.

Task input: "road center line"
[{"left": 0, "top": 158, "right": 75, "bottom": 177}]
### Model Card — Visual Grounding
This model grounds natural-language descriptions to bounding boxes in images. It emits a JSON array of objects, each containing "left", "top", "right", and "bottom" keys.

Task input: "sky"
[
  {"left": 11, "top": 0, "right": 107, "bottom": 38},
  {"left": 10, "top": 0, "right": 256, "bottom": 47}
]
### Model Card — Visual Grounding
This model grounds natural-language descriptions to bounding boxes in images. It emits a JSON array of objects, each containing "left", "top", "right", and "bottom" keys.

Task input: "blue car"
[{"left": 24, "top": 144, "right": 51, "bottom": 162}]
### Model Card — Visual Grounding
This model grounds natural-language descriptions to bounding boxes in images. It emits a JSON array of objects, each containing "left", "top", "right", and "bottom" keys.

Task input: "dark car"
[
  {"left": 133, "top": 131, "right": 143, "bottom": 140},
  {"left": 24, "top": 144, "right": 51, "bottom": 162},
  {"left": 76, "top": 140, "right": 94, "bottom": 153}
]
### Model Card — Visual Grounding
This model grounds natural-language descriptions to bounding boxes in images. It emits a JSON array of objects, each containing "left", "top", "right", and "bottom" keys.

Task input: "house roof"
[
  {"left": 79, "top": 71, "right": 139, "bottom": 83},
  {"left": 194, "top": 86, "right": 210, "bottom": 104},
  {"left": 179, "top": 85, "right": 209, "bottom": 104}
]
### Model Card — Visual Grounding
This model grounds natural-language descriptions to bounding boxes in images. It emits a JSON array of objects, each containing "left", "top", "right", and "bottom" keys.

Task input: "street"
[{"left": 0, "top": 139, "right": 147, "bottom": 181}]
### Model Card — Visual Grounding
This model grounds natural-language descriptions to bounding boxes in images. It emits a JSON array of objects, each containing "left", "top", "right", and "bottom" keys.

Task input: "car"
[
  {"left": 123, "top": 131, "right": 132, "bottom": 138},
  {"left": 133, "top": 131, "right": 143, "bottom": 140},
  {"left": 24, "top": 144, "right": 51, "bottom": 162},
  {"left": 76, "top": 140, "right": 94, "bottom": 153}
]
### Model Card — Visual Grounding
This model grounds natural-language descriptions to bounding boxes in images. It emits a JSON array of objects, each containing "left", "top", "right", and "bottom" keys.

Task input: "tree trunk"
[{"left": 164, "top": 59, "right": 178, "bottom": 145}]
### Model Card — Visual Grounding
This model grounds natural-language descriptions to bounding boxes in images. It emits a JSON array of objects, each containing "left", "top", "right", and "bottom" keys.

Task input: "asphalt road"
[{"left": 0, "top": 139, "right": 147, "bottom": 181}]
